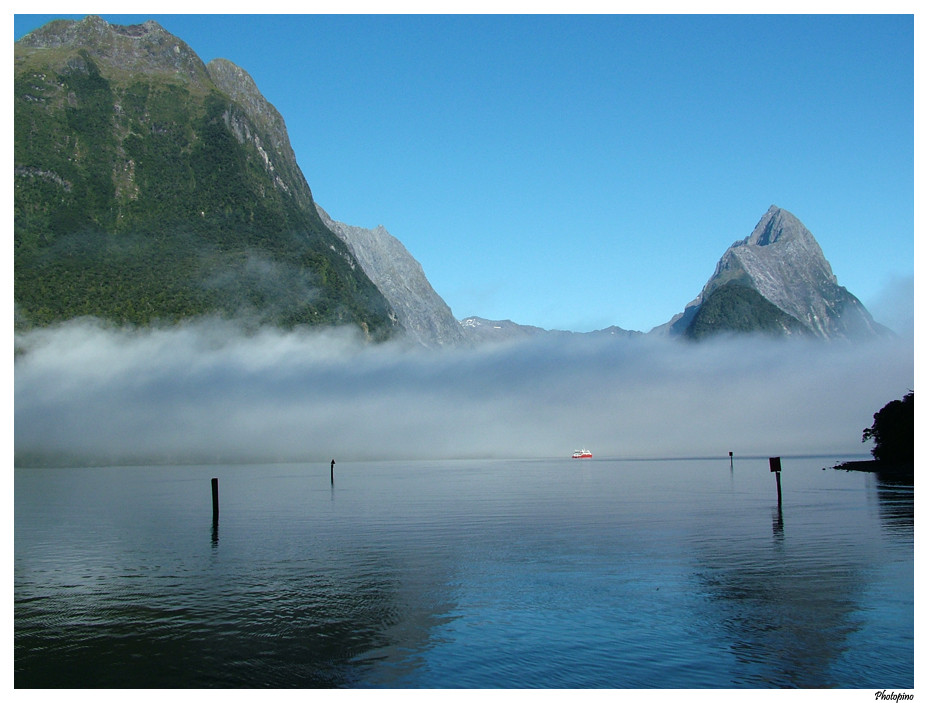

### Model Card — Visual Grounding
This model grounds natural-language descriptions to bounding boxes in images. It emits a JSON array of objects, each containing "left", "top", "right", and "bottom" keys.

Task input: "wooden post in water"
[
  {"left": 330, "top": 459, "right": 335, "bottom": 485},
  {"left": 729, "top": 451, "right": 733, "bottom": 469},
  {"left": 211, "top": 477, "right": 219, "bottom": 523},
  {"left": 768, "top": 457, "right": 782, "bottom": 505}
]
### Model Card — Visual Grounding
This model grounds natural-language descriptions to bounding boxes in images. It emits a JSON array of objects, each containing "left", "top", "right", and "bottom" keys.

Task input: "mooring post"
[
  {"left": 729, "top": 451, "right": 733, "bottom": 469},
  {"left": 330, "top": 459, "right": 335, "bottom": 484},
  {"left": 768, "top": 457, "right": 782, "bottom": 505},
  {"left": 211, "top": 477, "right": 219, "bottom": 523}
]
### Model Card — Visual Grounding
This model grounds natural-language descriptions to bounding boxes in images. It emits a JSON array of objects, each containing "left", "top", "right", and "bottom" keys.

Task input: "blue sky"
[{"left": 14, "top": 13, "right": 915, "bottom": 333}]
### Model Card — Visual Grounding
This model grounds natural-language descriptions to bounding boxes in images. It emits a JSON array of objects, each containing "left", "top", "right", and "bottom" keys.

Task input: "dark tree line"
[{"left": 862, "top": 391, "right": 914, "bottom": 465}]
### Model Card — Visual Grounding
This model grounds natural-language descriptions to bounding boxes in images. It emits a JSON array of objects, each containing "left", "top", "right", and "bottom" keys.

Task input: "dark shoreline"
[{"left": 833, "top": 459, "right": 913, "bottom": 481}]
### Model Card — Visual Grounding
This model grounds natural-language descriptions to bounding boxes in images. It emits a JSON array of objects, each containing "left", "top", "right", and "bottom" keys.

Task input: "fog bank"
[{"left": 14, "top": 319, "right": 914, "bottom": 465}]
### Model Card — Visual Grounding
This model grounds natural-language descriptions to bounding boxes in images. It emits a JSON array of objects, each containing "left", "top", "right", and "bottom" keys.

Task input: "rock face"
[
  {"left": 205, "top": 57, "right": 315, "bottom": 213},
  {"left": 316, "top": 206, "right": 468, "bottom": 348},
  {"left": 17, "top": 16, "right": 212, "bottom": 83},
  {"left": 658, "top": 206, "right": 888, "bottom": 340},
  {"left": 14, "top": 16, "right": 399, "bottom": 340}
]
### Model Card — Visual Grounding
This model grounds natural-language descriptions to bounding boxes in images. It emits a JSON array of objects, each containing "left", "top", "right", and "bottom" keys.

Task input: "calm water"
[{"left": 15, "top": 457, "right": 913, "bottom": 688}]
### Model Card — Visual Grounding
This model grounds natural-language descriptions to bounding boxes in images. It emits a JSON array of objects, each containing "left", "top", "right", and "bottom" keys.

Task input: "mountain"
[
  {"left": 460, "top": 317, "right": 551, "bottom": 344},
  {"left": 656, "top": 205, "right": 889, "bottom": 340},
  {"left": 14, "top": 16, "right": 399, "bottom": 340},
  {"left": 14, "top": 18, "right": 890, "bottom": 348},
  {"left": 315, "top": 206, "right": 468, "bottom": 349},
  {"left": 460, "top": 316, "right": 642, "bottom": 344}
]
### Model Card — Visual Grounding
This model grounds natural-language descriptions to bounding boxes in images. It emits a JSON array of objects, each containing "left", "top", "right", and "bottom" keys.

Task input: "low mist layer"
[{"left": 14, "top": 319, "right": 913, "bottom": 466}]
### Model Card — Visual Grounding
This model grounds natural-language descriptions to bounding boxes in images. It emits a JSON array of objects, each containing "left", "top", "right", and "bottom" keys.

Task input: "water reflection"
[
  {"left": 697, "top": 551, "right": 862, "bottom": 686},
  {"left": 695, "top": 492, "right": 873, "bottom": 689},
  {"left": 871, "top": 474, "right": 913, "bottom": 535},
  {"left": 771, "top": 505, "right": 784, "bottom": 540},
  {"left": 685, "top": 460, "right": 916, "bottom": 687},
  {"left": 14, "top": 459, "right": 912, "bottom": 688},
  {"left": 16, "top": 525, "right": 456, "bottom": 687}
]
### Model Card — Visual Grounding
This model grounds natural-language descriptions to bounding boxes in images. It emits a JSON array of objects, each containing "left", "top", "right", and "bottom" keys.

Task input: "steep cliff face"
[
  {"left": 316, "top": 206, "right": 468, "bottom": 348},
  {"left": 14, "top": 15, "right": 399, "bottom": 340},
  {"left": 660, "top": 206, "right": 887, "bottom": 340},
  {"left": 205, "top": 57, "right": 315, "bottom": 214}
]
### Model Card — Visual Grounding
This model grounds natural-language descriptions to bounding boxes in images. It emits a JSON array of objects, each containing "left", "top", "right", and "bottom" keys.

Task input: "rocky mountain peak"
[
  {"left": 730, "top": 205, "right": 836, "bottom": 291},
  {"left": 660, "top": 205, "right": 886, "bottom": 340},
  {"left": 719, "top": 206, "right": 839, "bottom": 320},
  {"left": 746, "top": 205, "right": 812, "bottom": 247},
  {"left": 17, "top": 15, "right": 211, "bottom": 88}
]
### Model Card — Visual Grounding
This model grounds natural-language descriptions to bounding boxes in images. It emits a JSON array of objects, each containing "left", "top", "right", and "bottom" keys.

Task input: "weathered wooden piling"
[
  {"left": 211, "top": 477, "right": 219, "bottom": 522},
  {"left": 769, "top": 457, "right": 782, "bottom": 505},
  {"left": 330, "top": 459, "right": 335, "bottom": 484},
  {"left": 729, "top": 451, "right": 733, "bottom": 469}
]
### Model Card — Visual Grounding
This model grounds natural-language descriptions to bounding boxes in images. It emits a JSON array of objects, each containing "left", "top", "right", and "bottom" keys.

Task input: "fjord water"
[{"left": 15, "top": 457, "right": 912, "bottom": 688}]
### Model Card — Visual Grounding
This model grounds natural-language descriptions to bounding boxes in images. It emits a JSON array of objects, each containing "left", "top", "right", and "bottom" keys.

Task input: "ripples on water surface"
[{"left": 14, "top": 457, "right": 913, "bottom": 688}]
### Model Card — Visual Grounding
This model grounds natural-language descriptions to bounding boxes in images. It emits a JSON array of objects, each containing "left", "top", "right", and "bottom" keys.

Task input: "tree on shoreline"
[{"left": 862, "top": 391, "right": 914, "bottom": 465}]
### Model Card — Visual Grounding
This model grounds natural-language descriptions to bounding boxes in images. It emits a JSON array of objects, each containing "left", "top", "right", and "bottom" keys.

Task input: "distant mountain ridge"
[{"left": 460, "top": 317, "right": 642, "bottom": 344}]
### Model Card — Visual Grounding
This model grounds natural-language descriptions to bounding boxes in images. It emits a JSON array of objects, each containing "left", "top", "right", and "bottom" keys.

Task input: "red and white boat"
[{"left": 571, "top": 449, "right": 593, "bottom": 459}]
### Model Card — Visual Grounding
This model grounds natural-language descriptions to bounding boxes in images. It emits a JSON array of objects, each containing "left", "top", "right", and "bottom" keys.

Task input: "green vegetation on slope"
[
  {"left": 14, "top": 41, "right": 397, "bottom": 339},
  {"left": 684, "top": 281, "right": 807, "bottom": 340}
]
